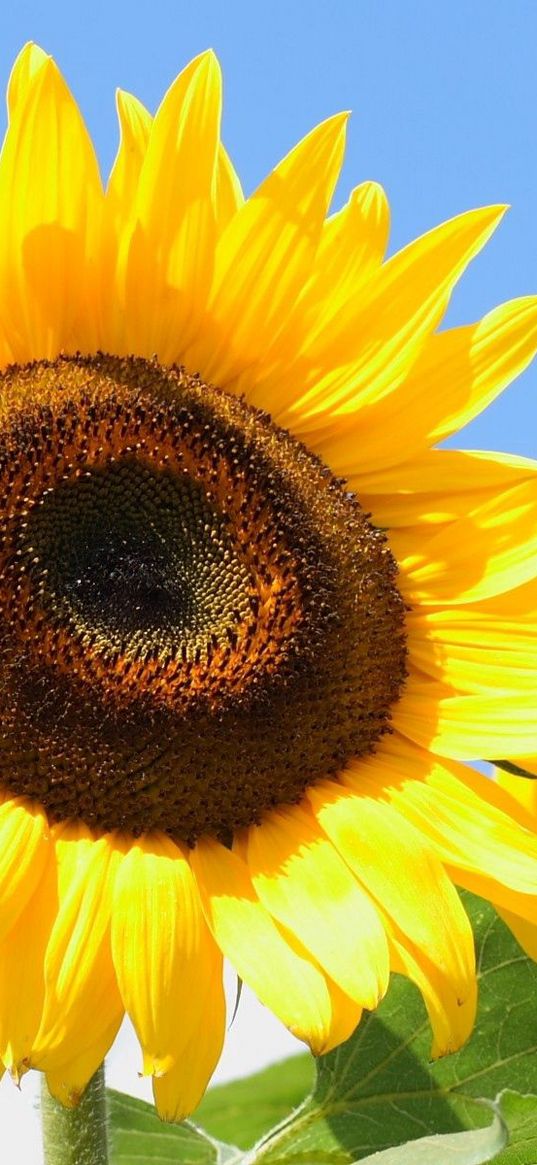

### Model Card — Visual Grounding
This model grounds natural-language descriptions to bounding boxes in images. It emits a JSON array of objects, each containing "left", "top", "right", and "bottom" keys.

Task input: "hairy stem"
[{"left": 41, "top": 1065, "right": 109, "bottom": 1165}]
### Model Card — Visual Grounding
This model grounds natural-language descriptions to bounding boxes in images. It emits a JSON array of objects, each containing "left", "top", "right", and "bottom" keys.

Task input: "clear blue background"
[{"left": 0, "top": 0, "right": 535, "bottom": 457}]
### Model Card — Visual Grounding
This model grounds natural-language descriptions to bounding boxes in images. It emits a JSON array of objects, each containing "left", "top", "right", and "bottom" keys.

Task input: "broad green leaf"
[
  {"left": 107, "top": 1088, "right": 242, "bottom": 1164},
  {"left": 107, "top": 895, "right": 537, "bottom": 1163},
  {"left": 491, "top": 1090, "right": 537, "bottom": 1163},
  {"left": 250, "top": 894, "right": 537, "bottom": 1163},
  {"left": 195, "top": 1056, "right": 314, "bottom": 1149},
  {"left": 358, "top": 1103, "right": 506, "bottom": 1164}
]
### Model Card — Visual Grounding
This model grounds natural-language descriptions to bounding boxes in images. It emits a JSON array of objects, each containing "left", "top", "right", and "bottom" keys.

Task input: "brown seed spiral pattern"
[{"left": 0, "top": 354, "right": 407, "bottom": 842}]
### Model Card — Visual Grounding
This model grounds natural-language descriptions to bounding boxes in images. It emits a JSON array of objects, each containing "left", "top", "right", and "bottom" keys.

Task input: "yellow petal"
[
  {"left": 321, "top": 978, "right": 363, "bottom": 1054},
  {"left": 319, "top": 296, "right": 537, "bottom": 475},
  {"left": 421, "top": 298, "right": 537, "bottom": 447},
  {"left": 308, "top": 778, "right": 475, "bottom": 1056},
  {"left": 245, "top": 803, "right": 389, "bottom": 1008},
  {"left": 368, "top": 734, "right": 537, "bottom": 897},
  {"left": 363, "top": 446, "right": 536, "bottom": 494},
  {"left": 401, "top": 476, "right": 537, "bottom": 605},
  {"left": 0, "top": 53, "right": 103, "bottom": 363},
  {"left": 6, "top": 42, "right": 48, "bottom": 121},
  {"left": 120, "top": 51, "right": 222, "bottom": 362},
  {"left": 215, "top": 144, "right": 244, "bottom": 233},
  {"left": 410, "top": 643, "right": 537, "bottom": 695},
  {"left": 274, "top": 204, "right": 506, "bottom": 430},
  {"left": 496, "top": 764, "right": 537, "bottom": 813},
  {"left": 399, "top": 297, "right": 537, "bottom": 451},
  {"left": 246, "top": 181, "right": 390, "bottom": 420},
  {"left": 355, "top": 448, "right": 536, "bottom": 530},
  {"left": 403, "top": 589, "right": 537, "bottom": 697},
  {"left": 406, "top": 602, "right": 537, "bottom": 658},
  {"left": 44, "top": 1015, "right": 122, "bottom": 1108},
  {"left": 407, "top": 607, "right": 537, "bottom": 693},
  {"left": 387, "top": 920, "right": 477, "bottom": 1057},
  {"left": 301, "top": 180, "right": 390, "bottom": 340},
  {"left": 496, "top": 907, "right": 537, "bottom": 961},
  {"left": 0, "top": 848, "right": 58, "bottom": 1075},
  {"left": 186, "top": 112, "right": 348, "bottom": 386},
  {"left": 464, "top": 575, "right": 537, "bottom": 620},
  {"left": 152, "top": 938, "right": 225, "bottom": 1120},
  {"left": 394, "top": 673, "right": 537, "bottom": 760},
  {"left": 0, "top": 798, "right": 49, "bottom": 943},
  {"left": 360, "top": 739, "right": 537, "bottom": 929},
  {"left": 101, "top": 89, "right": 152, "bottom": 352},
  {"left": 106, "top": 89, "right": 152, "bottom": 220},
  {"left": 519, "top": 760, "right": 537, "bottom": 777},
  {"left": 136, "top": 52, "right": 221, "bottom": 232},
  {"left": 111, "top": 834, "right": 224, "bottom": 1079},
  {"left": 31, "top": 825, "right": 123, "bottom": 1069},
  {"left": 191, "top": 836, "right": 334, "bottom": 1053}
]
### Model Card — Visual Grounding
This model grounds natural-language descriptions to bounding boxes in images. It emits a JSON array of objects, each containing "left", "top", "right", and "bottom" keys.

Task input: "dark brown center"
[{"left": 0, "top": 354, "right": 407, "bottom": 842}]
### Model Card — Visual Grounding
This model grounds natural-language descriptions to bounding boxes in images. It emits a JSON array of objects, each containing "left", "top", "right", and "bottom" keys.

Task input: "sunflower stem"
[{"left": 40, "top": 1064, "right": 109, "bottom": 1165}]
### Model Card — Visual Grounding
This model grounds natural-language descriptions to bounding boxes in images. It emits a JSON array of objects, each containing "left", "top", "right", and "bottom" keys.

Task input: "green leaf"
[
  {"left": 249, "top": 893, "right": 537, "bottom": 1163},
  {"left": 106, "top": 895, "right": 537, "bottom": 1163},
  {"left": 107, "top": 1088, "right": 242, "bottom": 1165},
  {"left": 490, "top": 1090, "right": 537, "bottom": 1163},
  {"left": 194, "top": 1056, "right": 314, "bottom": 1149},
  {"left": 357, "top": 1102, "right": 506, "bottom": 1164}
]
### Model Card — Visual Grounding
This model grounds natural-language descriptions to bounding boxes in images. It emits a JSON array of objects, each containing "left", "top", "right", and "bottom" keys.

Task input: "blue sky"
[{"left": 0, "top": 1, "right": 536, "bottom": 457}]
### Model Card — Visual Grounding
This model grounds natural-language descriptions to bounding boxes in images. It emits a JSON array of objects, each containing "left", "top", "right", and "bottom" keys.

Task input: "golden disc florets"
[{"left": 0, "top": 354, "right": 407, "bottom": 841}]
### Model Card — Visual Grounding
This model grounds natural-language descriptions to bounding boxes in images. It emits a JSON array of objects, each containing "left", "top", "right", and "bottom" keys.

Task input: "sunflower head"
[
  {"left": 0, "top": 351, "right": 406, "bottom": 840},
  {"left": 0, "top": 40, "right": 536, "bottom": 1128}
]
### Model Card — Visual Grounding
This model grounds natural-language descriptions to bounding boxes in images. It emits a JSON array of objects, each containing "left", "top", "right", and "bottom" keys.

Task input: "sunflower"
[{"left": 0, "top": 41, "right": 537, "bottom": 1123}]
